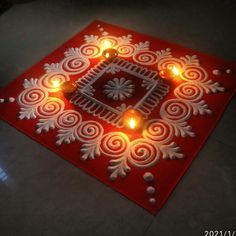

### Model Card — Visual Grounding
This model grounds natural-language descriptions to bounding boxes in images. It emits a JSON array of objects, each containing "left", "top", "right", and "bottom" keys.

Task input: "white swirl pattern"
[
  {"left": 18, "top": 87, "right": 48, "bottom": 107},
  {"left": 174, "top": 82, "right": 204, "bottom": 102},
  {"left": 79, "top": 44, "right": 101, "bottom": 58},
  {"left": 181, "top": 66, "right": 208, "bottom": 83},
  {"left": 77, "top": 121, "right": 103, "bottom": 142},
  {"left": 160, "top": 99, "right": 192, "bottom": 123},
  {"left": 117, "top": 44, "right": 136, "bottom": 57},
  {"left": 100, "top": 132, "right": 129, "bottom": 158},
  {"left": 129, "top": 139, "right": 160, "bottom": 168},
  {"left": 37, "top": 97, "right": 65, "bottom": 118},
  {"left": 56, "top": 110, "right": 82, "bottom": 129},
  {"left": 38, "top": 73, "right": 69, "bottom": 92},
  {"left": 60, "top": 56, "right": 89, "bottom": 74},
  {"left": 157, "top": 57, "right": 185, "bottom": 71},
  {"left": 143, "top": 119, "right": 174, "bottom": 144},
  {"left": 99, "top": 36, "right": 119, "bottom": 48},
  {"left": 133, "top": 50, "right": 158, "bottom": 65}
]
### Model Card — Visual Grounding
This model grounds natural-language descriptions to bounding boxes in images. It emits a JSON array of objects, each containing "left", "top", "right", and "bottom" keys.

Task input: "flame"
[
  {"left": 129, "top": 117, "right": 136, "bottom": 129},
  {"left": 172, "top": 66, "right": 179, "bottom": 76},
  {"left": 52, "top": 80, "right": 60, "bottom": 89},
  {"left": 103, "top": 40, "right": 112, "bottom": 49}
]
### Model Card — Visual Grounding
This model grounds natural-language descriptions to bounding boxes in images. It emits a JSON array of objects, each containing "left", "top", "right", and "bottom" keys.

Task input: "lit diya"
[
  {"left": 101, "top": 40, "right": 118, "bottom": 61},
  {"left": 60, "top": 81, "right": 77, "bottom": 96},
  {"left": 123, "top": 109, "right": 144, "bottom": 131},
  {"left": 159, "top": 66, "right": 180, "bottom": 80}
]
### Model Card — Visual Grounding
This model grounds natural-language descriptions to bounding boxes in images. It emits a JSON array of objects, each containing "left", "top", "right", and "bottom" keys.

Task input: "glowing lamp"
[
  {"left": 123, "top": 109, "right": 144, "bottom": 130},
  {"left": 102, "top": 48, "right": 118, "bottom": 61},
  {"left": 101, "top": 40, "right": 118, "bottom": 61},
  {"left": 159, "top": 66, "right": 180, "bottom": 80},
  {"left": 60, "top": 81, "right": 77, "bottom": 95}
]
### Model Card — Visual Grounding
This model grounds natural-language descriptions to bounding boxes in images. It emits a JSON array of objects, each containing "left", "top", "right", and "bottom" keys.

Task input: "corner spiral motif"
[
  {"left": 17, "top": 87, "right": 48, "bottom": 107},
  {"left": 129, "top": 139, "right": 160, "bottom": 168},
  {"left": 174, "top": 82, "right": 204, "bottom": 102},
  {"left": 38, "top": 72, "right": 69, "bottom": 92},
  {"left": 100, "top": 132, "right": 129, "bottom": 158},
  {"left": 133, "top": 50, "right": 158, "bottom": 65},
  {"left": 79, "top": 44, "right": 101, "bottom": 58},
  {"left": 160, "top": 99, "right": 192, "bottom": 123},
  {"left": 37, "top": 97, "right": 65, "bottom": 118},
  {"left": 60, "top": 56, "right": 89, "bottom": 74},
  {"left": 56, "top": 110, "right": 82, "bottom": 129},
  {"left": 143, "top": 119, "right": 174, "bottom": 144},
  {"left": 77, "top": 121, "right": 103, "bottom": 142}
]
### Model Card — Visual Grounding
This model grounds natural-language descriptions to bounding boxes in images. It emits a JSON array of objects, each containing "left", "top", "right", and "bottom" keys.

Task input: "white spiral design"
[
  {"left": 143, "top": 119, "right": 173, "bottom": 144},
  {"left": 37, "top": 97, "right": 64, "bottom": 118},
  {"left": 17, "top": 87, "right": 48, "bottom": 108},
  {"left": 117, "top": 44, "right": 136, "bottom": 57},
  {"left": 60, "top": 56, "right": 89, "bottom": 74},
  {"left": 157, "top": 57, "right": 184, "bottom": 71},
  {"left": 133, "top": 50, "right": 158, "bottom": 65},
  {"left": 38, "top": 72, "right": 69, "bottom": 92},
  {"left": 100, "top": 132, "right": 129, "bottom": 158},
  {"left": 174, "top": 82, "right": 204, "bottom": 102},
  {"left": 99, "top": 36, "right": 119, "bottom": 48},
  {"left": 79, "top": 43, "right": 101, "bottom": 58},
  {"left": 160, "top": 99, "right": 192, "bottom": 122},
  {"left": 181, "top": 66, "right": 208, "bottom": 83},
  {"left": 56, "top": 110, "right": 82, "bottom": 129},
  {"left": 128, "top": 139, "right": 160, "bottom": 168},
  {"left": 77, "top": 121, "right": 103, "bottom": 142}
]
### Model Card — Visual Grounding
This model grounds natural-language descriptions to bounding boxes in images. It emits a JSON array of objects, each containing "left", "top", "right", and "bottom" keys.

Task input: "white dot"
[
  {"left": 102, "top": 32, "right": 109, "bottom": 36},
  {"left": 146, "top": 186, "right": 156, "bottom": 194},
  {"left": 143, "top": 172, "right": 154, "bottom": 182},
  {"left": 226, "top": 69, "right": 232, "bottom": 74},
  {"left": 149, "top": 198, "right": 156, "bottom": 204},
  {"left": 9, "top": 97, "right": 15, "bottom": 103},
  {"left": 212, "top": 69, "right": 221, "bottom": 76}
]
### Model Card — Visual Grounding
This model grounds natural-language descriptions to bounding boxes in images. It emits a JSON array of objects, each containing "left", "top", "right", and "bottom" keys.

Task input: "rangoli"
[{"left": 0, "top": 20, "right": 235, "bottom": 214}]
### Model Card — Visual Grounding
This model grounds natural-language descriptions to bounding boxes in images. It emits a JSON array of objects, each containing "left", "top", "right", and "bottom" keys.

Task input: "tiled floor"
[{"left": 0, "top": 0, "right": 235, "bottom": 235}]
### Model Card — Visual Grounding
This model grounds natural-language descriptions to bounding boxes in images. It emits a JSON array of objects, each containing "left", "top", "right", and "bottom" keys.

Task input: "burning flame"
[
  {"left": 52, "top": 80, "right": 60, "bottom": 88},
  {"left": 51, "top": 79, "right": 61, "bottom": 91},
  {"left": 103, "top": 40, "right": 112, "bottom": 49},
  {"left": 172, "top": 66, "right": 179, "bottom": 76},
  {"left": 129, "top": 117, "right": 136, "bottom": 129}
]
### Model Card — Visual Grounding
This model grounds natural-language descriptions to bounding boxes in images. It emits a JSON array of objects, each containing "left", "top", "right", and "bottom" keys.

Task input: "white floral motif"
[
  {"left": 103, "top": 77, "right": 135, "bottom": 101},
  {"left": 106, "top": 63, "right": 121, "bottom": 74},
  {"left": 16, "top": 30, "right": 225, "bottom": 181}
]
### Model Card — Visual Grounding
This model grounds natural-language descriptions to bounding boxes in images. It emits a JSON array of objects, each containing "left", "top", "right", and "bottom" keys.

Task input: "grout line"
[{"left": 142, "top": 217, "right": 155, "bottom": 236}]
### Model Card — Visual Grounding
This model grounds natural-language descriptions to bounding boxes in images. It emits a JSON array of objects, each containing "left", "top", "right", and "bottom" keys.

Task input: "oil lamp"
[
  {"left": 123, "top": 109, "right": 144, "bottom": 131},
  {"left": 101, "top": 40, "right": 118, "bottom": 61},
  {"left": 60, "top": 81, "right": 77, "bottom": 96},
  {"left": 159, "top": 66, "right": 180, "bottom": 80}
]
